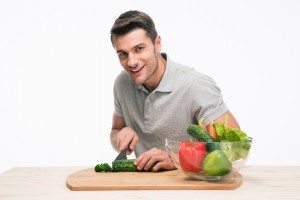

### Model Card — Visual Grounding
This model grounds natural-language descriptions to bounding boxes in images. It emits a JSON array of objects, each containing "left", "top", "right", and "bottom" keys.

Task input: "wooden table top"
[{"left": 0, "top": 166, "right": 299, "bottom": 200}]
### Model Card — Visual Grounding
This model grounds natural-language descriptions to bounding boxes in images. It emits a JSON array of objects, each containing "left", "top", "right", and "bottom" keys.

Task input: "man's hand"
[
  {"left": 134, "top": 148, "right": 175, "bottom": 172},
  {"left": 115, "top": 127, "right": 138, "bottom": 154},
  {"left": 111, "top": 114, "right": 138, "bottom": 154}
]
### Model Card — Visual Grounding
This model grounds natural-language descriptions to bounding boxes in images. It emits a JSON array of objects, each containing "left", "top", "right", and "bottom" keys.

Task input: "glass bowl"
[{"left": 165, "top": 136, "right": 252, "bottom": 181}]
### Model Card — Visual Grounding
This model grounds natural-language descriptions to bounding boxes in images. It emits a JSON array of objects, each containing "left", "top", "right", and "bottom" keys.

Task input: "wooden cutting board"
[{"left": 66, "top": 168, "right": 242, "bottom": 190}]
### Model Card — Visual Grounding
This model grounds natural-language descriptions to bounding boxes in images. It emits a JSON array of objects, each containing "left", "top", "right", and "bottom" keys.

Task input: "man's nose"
[{"left": 127, "top": 53, "right": 139, "bottom": 67}]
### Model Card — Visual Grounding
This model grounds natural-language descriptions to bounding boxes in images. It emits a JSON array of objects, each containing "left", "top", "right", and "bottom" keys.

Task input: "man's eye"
[
  {"left": 118, "top": 52, "right": 126, "bottom": 58},
  {"left": 136, "top": 47, "right": 144, "bottom": 52}
]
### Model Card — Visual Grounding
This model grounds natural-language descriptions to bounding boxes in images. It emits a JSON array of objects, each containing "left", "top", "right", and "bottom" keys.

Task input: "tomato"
[{"left": 179, "top": 141, "right": 206, "bottom": 172}]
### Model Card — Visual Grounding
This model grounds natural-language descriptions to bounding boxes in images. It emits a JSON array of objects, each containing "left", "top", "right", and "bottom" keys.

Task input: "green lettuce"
[{"left": 213, "top": 123, "right": 251, "bottom": 162}]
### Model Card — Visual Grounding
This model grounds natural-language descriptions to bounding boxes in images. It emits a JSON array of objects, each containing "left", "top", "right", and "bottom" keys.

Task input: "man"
[{"left": 109, "top": 10, "right": 240, "bottom": 172}]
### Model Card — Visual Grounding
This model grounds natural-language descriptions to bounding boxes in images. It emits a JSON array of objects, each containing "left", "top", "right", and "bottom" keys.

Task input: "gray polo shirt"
[{"left": 113, "top": 53, "right": 228, "bottom": 156}]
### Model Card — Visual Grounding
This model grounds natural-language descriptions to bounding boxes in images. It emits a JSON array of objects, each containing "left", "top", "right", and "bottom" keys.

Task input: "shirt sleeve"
[{"left": 191, "top": 75, "right": 228, "bottom": 125}]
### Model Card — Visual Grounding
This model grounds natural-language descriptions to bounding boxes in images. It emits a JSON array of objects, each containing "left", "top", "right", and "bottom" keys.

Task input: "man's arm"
[
  {"left": 110, "top": 114, "right": 138, "bottom": 154},
  {"left": 209, "top": 110, "right": 240, "bottom": 129},
  {"left": 204, "top": 110, "right": 240, "bottom": 140},
  {"left": 110, "top": 114, "right": 125, "bottom": 152}
]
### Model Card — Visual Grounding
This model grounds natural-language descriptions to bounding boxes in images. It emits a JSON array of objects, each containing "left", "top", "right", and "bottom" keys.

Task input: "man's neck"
[{"left": 144, "top": 53, "right": 167, "bottom": 92}]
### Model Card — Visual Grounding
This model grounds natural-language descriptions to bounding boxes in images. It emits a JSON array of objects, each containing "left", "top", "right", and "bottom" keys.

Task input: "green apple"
[{"left": 202, "top": 150, "right": 232, "bottom": 176}]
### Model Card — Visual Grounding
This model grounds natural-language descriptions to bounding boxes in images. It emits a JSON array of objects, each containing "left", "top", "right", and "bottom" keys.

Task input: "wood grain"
[
  {"left": 1, "top": 166, "right": 300, "bottom": 200},
  {"left": 66, "top": 168, "right": 242, "bottom": 190}
]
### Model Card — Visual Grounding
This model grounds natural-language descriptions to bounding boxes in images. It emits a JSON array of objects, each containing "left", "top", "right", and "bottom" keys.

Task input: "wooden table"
[{"left": 0, "top": 166, "right": 299, "bottom": 200}]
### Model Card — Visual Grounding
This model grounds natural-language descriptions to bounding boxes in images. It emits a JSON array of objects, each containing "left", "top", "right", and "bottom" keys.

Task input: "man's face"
[{"left": 112, "top": 29, "right": 161, "bottom": 85}]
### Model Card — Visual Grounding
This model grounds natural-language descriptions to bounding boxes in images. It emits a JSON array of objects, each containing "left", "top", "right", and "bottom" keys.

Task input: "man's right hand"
[
  {"left": 115, "top": 127, "right": 139, "bottom": 154},
  {"left": 111, "top": 114, "right": 138, "bottom": 154}
]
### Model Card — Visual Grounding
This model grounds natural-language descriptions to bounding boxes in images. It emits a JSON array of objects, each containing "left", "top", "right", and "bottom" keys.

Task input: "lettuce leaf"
[{"left": 213, "top": 123, "right": 251, "bottom": 162}]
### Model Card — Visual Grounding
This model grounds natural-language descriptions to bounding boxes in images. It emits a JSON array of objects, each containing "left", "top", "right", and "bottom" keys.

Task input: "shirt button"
[
  {"left": 146, "top": 100, "right": 150, "bottom": 103},
  {"left": 145, "top": 114, "right": 149, "bottom": 119}
]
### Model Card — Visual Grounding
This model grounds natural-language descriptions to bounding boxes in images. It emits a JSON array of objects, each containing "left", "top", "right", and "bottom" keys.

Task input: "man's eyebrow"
[
  {"left": 116, "top": 43, "right": 146, "bottom": 53},
  {"left": 116, "top": 50, "right": 125, "bottom": 53},
  {"left": 133, "top": 43, "right": 146, "bottom": 48}
]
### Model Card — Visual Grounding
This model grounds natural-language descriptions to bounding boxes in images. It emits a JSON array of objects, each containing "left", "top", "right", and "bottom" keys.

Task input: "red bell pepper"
[{"left": 179, "top": 141, "right": 206, "bottom": 172}]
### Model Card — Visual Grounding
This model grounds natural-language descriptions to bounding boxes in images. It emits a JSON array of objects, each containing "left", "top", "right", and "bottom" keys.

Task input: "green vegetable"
[
  {"left": 220, "top": 140, "right": 251, "bottom": 162},
  {"left": 187, "top": 124, "right": 214, "bottom": 142},
  {"left": 202, "top": 150, "right": 232, "bottom": 176},
  {"left": 205, "top": 142, "right": 221, "bottom": 152},
  {"left": 94, "top": 159, "right": 158, "bottom": 173},
  {"left": 95, "top": 163, "right": 112, "bottom": 172},
  {"left": 213, "top": 123, "right": 226, "bottom": 140},
  {"left": 112, "top": 159, "right": 138, "bottom": 172},
  {"left": 112, "top": 159, "right": 155, "bottom": 172},
  {"left": 213, "top": 123, "right": 251, "bottom": 162},
  {"left": 213, "top": 123, "right": 249, "bottom": 143}
]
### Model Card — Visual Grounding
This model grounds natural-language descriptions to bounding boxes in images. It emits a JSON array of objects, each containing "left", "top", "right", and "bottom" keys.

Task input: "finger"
[
  {"left": 135, "top": 153, "right": 151, "bottom": 170},
  {"left": 152, "top": 161, "right": 166, "bottom": 172},
  {"left": 153, "top": 160, "right": 175, "bottom": 172},
  {"left": 116, "top": 136, "right": 123, "bottom": 150},
  {"left": 119, "top": 141, "right": 127, "bottom": 151},
  {"left": 119, "top": 134, "right": 132, "bottom": 151},
  {"left": 134, "top": 149, "right": 150, "bottom": 165},
  {"left": 134, "top": 148, "right": 160, "bottom": 168},
  {"left": 129, "top": 134, "right": 138, "bottom": 151},
  {"left": 139, "top": 149, "right": 163, "bottom": 170},
  {"left": 144, "top": 155, "right": 162, "bottom": 171}
]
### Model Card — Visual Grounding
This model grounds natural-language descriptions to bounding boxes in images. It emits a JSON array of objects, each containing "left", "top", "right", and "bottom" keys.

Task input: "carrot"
[
  {"left": 198, "top": 118, "right": 207, "bottom": 130},
  {"left": 199, "top": 118, "right": 218, "bottom": 141},
  {"left": 207, "top": 122, "right": 218, "bottom": 141}
]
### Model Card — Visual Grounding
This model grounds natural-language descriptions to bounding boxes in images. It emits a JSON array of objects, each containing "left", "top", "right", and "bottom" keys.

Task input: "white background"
[{"left": 1, "top": 0, "right": 300, "bottom": 173}]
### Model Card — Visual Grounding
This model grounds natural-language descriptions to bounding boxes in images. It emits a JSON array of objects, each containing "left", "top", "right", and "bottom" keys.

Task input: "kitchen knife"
[{"left": 114, "top": 149, "right": 127, "bottom": 161}]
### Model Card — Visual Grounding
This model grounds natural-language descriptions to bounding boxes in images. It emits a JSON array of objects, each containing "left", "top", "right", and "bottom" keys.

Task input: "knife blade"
[{"left": 114, "top": 149, "right": 127, "bottom": 161}]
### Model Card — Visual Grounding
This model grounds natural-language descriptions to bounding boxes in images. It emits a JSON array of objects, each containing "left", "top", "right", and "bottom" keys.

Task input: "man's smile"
[{"left": 130, "top": 65, "right": 144, "bottom": 75}]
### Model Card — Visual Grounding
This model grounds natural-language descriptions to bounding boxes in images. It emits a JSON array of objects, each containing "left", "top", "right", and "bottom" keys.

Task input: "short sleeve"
[{"left": 191, "top": 75, "right": 228, "bottom": 125}]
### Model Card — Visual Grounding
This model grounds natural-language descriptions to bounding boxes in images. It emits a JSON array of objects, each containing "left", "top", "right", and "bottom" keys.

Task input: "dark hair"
[{"left": 110, "top": 10, "right": 158, "bottom": 45}]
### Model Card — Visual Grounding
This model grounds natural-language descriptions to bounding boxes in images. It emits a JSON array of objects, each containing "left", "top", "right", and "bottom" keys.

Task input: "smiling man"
[{"left": 109, "top": 10, "right": 240, "bottom": 172}]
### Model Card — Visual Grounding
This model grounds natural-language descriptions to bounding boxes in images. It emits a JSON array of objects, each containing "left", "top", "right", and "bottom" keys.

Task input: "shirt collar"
[{"left": 135, "top": 53, "right": 176, "bottom": 93}]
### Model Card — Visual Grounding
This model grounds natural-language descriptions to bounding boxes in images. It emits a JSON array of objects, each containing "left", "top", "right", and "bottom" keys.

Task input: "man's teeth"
[{"left": 131, "top": 67, "right": 142, "bottom": 72}]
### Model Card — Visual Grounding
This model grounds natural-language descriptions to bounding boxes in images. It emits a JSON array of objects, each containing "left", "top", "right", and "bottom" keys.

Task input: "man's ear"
[{"left": 154, "top": 35, "right": 162, "bottom": 53}]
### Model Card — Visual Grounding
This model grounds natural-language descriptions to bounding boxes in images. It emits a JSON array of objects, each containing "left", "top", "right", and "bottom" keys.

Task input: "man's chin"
[
  {"left": 132, "top": 78, "right": 144, "bottom": 85},
  {"left": 130, "top": 74, "right": 144, "bottom": 84}
]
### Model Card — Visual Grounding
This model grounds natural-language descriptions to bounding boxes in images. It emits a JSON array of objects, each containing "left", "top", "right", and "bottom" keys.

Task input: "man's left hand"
[{"left": 134, "top": 148, "right": 175, "bottom": 172}]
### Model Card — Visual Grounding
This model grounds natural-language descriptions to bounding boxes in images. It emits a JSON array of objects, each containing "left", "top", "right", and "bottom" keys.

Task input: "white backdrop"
[{"left": 1, "top": 0, "right": 300, "bottom": 173}]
